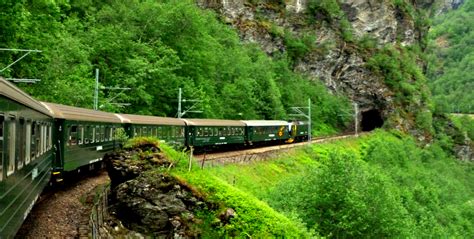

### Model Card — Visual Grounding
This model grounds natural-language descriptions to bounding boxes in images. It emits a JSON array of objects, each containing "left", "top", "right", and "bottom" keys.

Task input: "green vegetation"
[
  {"left": 427, "top": 0, "right": 474, "bottom": 113},
  {"left": 367, "top": 46, "right": 430, "bottom": 106},
  {"left": 451, "top": 114, "right": 474, "bottom": 140},
  {"left": 0, "top": 0, "right": 351, "bottom": 135},
  {"left": 177, "top": 172, "right": 315, "bottom": 237},
  {"left": 307, "top": 0, "right": 354, "bottom": 42},
  {"left": 176, "top": 131, "right": 474, "bottom": 237}
]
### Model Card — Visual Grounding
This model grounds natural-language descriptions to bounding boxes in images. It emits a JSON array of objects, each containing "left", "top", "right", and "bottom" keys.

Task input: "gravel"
[{"left": 16, "top": 171, "right": 109, "bottom": 238}]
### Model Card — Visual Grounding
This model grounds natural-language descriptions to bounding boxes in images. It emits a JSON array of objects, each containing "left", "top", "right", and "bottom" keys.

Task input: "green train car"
[
  {"left": 119, "top": 113, "right": 186, "bottom": 147},
  {"left": 183, "top": 119, "right": 246, "bottom": 147},
  {"left": 242, "top": 120, "right": 290, "bottom": 145},
  {"left": 41, "top": 102, "right": 122, "bottom": 182},
  {"left": 291, "top": 121, "right": 309, "bottom": 142},
  {"left": 0, "top": 79, "right": 54, "bottom": 237}
]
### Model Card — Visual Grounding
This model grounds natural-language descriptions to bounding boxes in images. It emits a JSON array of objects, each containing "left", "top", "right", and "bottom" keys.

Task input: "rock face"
[
  {"left": 104, "top": 142, "right": 213, "bottom": 238},
  {"left": 340, "top": 0, "right": 416, "bottom": 46},
  {"left": 110, "top": 173, "right": 207, "bottom": 237},
  {"left": 196, "top": 0, "right": 430, "bottom": 128},
  {"left": 435, "top": 0, "right": 465, "bottom": 15}
]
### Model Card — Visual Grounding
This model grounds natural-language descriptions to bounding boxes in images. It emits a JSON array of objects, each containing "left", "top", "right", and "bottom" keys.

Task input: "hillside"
[
  {"left": 0, "top": 0, "right": 351, "bottom": 136},
  {"left": 0, "top": 0, "right": 437, "bottom": 135},
  {"left": 198, "top": 0, "right": 434, "bottom": 137},
  {"left": 426, "top": 0, "right": 473, "bottom": 113},
  {"left": 108, "top": 132, "right": 474, "bottom": 237}
]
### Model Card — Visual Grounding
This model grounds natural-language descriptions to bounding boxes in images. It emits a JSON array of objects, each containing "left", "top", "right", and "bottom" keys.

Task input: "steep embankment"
[
  {"left": 181, "top": 130, "right": 474, "bottom": 237},
  {"left": 106, "top": 132, "right": 474, "bottom": 237}
]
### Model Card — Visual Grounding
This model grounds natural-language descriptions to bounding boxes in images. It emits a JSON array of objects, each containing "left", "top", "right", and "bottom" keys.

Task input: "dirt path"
[{"left": 16, "top": 171, "right": 109, "bottom": 238}]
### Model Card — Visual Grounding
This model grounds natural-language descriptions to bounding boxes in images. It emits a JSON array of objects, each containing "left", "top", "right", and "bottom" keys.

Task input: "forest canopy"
[
  {"left": 427, "top": 0, "right": 474, "bottom": 113},
  {"left": 0, "top": 0, "right": 351, "bottom": 134}
]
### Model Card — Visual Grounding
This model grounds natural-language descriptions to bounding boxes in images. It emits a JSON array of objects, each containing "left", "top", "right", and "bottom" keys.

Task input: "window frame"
[
  {"left": 7, "top": 116, "right": 16, "bottom": 176},
  {"left": 25, "top": 121, "right": 31, "bottom": 165}
]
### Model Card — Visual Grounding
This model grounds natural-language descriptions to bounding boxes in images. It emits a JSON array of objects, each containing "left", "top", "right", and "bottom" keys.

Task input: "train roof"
[
  {"left": 182, "top": 118, "right": 246, "bottom": 127},
  {"left": 242, "top": 120, "right": 289, "bottom": 126},
  {"left": 0, "top": 78, "right": 52, "bottom": 116},
  {"left": 116, "top": 113, "right": 186, "bottom": 126},
  {"left": 40, "top": 102, "right": 122, "bottom": 123}
]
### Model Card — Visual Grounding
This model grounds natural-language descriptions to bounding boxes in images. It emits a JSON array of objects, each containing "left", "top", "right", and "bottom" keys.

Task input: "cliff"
[{"left": 197, "top": 0, "right": 434, "bottom": 137}]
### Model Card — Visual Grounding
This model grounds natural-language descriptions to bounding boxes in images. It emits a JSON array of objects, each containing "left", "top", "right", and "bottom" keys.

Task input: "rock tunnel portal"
[{"left": 361, "top": 109, "right": 384, "bottom": 131}]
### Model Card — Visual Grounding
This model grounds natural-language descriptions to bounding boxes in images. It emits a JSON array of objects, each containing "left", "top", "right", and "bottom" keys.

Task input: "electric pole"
[
  {"left": 94, "top": 69, "right": 99, "bottom": 110},
  {"left": 93, "top": 68, "right": 131, "bottom": 110},
  {"left": 177, "top": 87, "right": 202, "bottom": 118},
  {"left": 0, "top": 48, "right": 42, "bottom": 83},
  {"left": 289, "top": 98, "right": 312, "bottom": 142}
]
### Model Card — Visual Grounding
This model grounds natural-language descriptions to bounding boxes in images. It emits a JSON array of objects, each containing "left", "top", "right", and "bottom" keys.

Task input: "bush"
[
  {"left": 175, "top": 171, "right": 315, "bottom": 237},
  {"left": 267, "top": 148, "right": 412, "bottom": 237}
]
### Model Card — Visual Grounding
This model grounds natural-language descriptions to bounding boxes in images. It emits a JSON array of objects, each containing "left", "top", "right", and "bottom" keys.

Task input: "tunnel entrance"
[{"left": 361, "top": 109, "right": 384, "bottom": 131}]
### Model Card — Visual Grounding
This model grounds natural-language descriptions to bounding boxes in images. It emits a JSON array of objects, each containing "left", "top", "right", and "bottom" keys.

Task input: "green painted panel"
[
  {"left": 0, "top": 96, "right": 53, "bottom": 237},
  {"left": 247, "top": 126, "right": 290, "bottom": 143}
]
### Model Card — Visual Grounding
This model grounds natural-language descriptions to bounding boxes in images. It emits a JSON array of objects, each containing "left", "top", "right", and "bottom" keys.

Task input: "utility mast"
[
  {"left": 0, "top": 48, "right": 42, "bottom": 83},
  {"left": 93, "top": 68, "right": 131, "bottom": 110},
  {"left": 177, "top": 87, "right": 202, "bottom": 118},
  {"left": 290, "top": 98, "right": 312, "bottom": 142}
]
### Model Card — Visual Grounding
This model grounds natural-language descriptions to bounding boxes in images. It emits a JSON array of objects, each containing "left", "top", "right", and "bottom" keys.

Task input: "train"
[{"left": 0, "top": 77, "right": 309, "bottom": 237}]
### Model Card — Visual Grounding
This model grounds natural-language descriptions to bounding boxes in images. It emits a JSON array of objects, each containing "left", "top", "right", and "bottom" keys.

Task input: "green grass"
[{"left": 167, "top": 130, "right": 474, "bottom": 237}]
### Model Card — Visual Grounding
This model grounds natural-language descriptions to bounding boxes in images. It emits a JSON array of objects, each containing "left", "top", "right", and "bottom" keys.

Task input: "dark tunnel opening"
[{"left": 361, "top": 109, "right": 384, "bottom": 131}]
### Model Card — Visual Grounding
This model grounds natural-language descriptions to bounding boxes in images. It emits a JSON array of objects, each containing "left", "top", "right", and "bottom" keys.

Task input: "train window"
[
  {"left": 42, "top": 125, "right": 47, "bottom": 153},
  {"left": 95, "top": 126, "right": 100, "bottom": 142},
  {"left": 84, "top": 126, "right": 90, "bottom": 144},
  {"left": 78, "top": 126, "right": 84, "bottom": 145},
  {"left": 100, "top": 126, "right": 105, "bottom": 142},
  {"left": 25, "top": 122, "right": 31, "bottom": 165},
  {"left": 40, "top": 125, "right": 44, "bottom": 154},
  {"left": 7, "top": 118, "right": 16, "bottom": 176},
  {"left": 108, "top": 127, "right": 113, "bottom": 141},
  {"left": 68, "top": 125, "right": 78, "bottom": 146},
  {"left": 35, "top": 123, "right": 40, "bottom": 158},
  {"left": 89, "top": 126, "right": 93, "bottom": 143},
  {"left": 46, "top": 125, "right": 50, "bottom": 150},
  {"left": 18, "top": 119, "right": 25, "bottom": 170},
  {"left": 104, "top": 127, "right": 108, "bottom": 141},
  {"left": 0, "top": 115, "right": 3, "bottom": 181},
  {"left": 31, "top": 122, "right": 36, "bottom": 161}
]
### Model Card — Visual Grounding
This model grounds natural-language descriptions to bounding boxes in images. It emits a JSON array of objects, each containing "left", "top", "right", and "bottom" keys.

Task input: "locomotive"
[{"left": 0, "top": 77, "right": 309, "bottom": 237}]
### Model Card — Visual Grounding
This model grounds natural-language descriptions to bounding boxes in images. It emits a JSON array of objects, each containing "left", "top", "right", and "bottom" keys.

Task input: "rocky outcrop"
[
  {"left": 104, "top": 141, "right": 225, "bottom": 238},
  {"left": 340, "top": 0, "right": 416, "bottom": 46},
  {"left": 434, "top": 0, "right": 465, "bottom": 15},
  {"left": 110, "top": 173, "right": 209, "bottom": 237},
  {"left": 196, "top": 0, "right": 430, "bottom": 128}
]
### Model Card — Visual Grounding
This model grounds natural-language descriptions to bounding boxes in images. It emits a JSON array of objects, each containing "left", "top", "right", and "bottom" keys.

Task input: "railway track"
[
  {"left": 193, "top": 133, "right": 361, "bottom": 167},
  {"left": 16, "top": 171, "right": 109, "bottom": 238}
]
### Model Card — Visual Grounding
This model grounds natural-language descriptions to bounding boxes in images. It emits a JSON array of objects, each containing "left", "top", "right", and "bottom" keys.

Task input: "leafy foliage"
[
  {"left": 0, "top": 0, "right": 351, "bottom": 134},
  {"left": 192, "top": 131, "right": 474, "bottom": 237},
  {"left": 175, "top": 171, "right": 315, "bottom": 237},
  {"left": 426, "top": 0, "right": 474, "bottom": 113}
]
